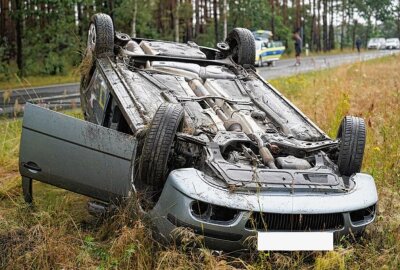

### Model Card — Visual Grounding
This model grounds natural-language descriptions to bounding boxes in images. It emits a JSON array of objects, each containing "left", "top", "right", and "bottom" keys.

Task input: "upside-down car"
[{"left": 19, "top": 13, "right": 378, "bottom": 251}]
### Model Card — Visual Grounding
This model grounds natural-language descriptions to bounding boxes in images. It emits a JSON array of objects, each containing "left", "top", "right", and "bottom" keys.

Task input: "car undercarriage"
[{"left": 19, "top": 13, "right": 378, "bottom": 251}]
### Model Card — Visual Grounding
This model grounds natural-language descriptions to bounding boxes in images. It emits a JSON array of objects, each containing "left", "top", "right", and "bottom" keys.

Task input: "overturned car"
[{"left": 19, "top": 13, "right": 377, "bottom": 251}]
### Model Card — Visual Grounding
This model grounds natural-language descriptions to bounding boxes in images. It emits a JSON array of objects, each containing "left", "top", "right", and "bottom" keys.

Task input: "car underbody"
[{"left": 19, "top": 13, "right": 378, "bottom": 251}]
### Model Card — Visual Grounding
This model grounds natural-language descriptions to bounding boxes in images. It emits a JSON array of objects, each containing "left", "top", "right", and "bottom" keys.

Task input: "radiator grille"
[{"left": 245, "top": 212, "right": 344, "bottom": 231}]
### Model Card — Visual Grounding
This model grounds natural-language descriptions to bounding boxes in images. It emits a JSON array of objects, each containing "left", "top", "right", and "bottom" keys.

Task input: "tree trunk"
[
  {"left": 270, "top": 0, "right": 275, "bottom": 36},
  {"left": 195, "top": 0, "right": 200, "bottom": 38},
  {"left": 185, "top": 0, "right": 193, "bottom": 42},
  {"left": 283, "top": 0, "right": 288, "bottom": 25},
  {"left": 311, "top": 0, "right": 316, "bottom": 51},
  {"left": 0, "top": 0, "right": 15, "bottom": 50},
  {"left": 174, "top": 0, "right": 179, "bottom": 42},
  {"left": 15, "top": 0, "right": 24, "bottom": 76},
  {"left": 108, "top": 0, "right": 114, "bottom": 20},
  {"left": 295, "top": 0, "right": 301, "bottom": 29},
  {"left": 352, "top": 19, "right": 358, "bottom": 50},
  {"left": 329, "top": 0, "right": 334, "bottom": 50},
  {"left": 131, "top": 0, "right": 137, "bottom": 37},
  {"left": 77, "top": 1, "right": 83, "bottom": 37},
  {"left": 317, "top": 0, "right": 321, "bottom": 51},
  {"left": 204, "top": 0, "right": 209, "bottom": 23},
  {"left": 340, "top": 0, "right": 345, "bottom": 50},
  {"left": 213, "top": 0, "right": 219, "bottom": 43},
  {"left": 397, "top": 1, "right": 400, "bottom": 38},
  {"left": 365, "top": 17, "right": 372, "bottom": 49},
  {"left": 322, "top": 0, "right": 328, "bottom": 51},
  {"left": 0, "top": 0, "right": 4, "bottom": 39},
  {"left": 347, "top": 4, "right": 353, "bottom": 48},
  {"left": 223, "top": 0, "right": 227, "bottom": 40},
  {"left": 156, "top": 0, "right": 162, "bottom": 33}
]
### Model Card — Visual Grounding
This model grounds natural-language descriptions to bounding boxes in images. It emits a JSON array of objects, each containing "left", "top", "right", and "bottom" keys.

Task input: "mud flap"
[{"left": 19, "top": 103, "right": 137, "bottom": 203}]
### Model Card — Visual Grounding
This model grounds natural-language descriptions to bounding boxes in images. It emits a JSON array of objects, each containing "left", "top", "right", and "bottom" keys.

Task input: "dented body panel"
[
  {"left": 19, "top": 29, "right": 378, "bottom": 251},
  {"left": 150, "top": 170, "right": 377, "bottom": 251},
  {"left": 20, "top": 103, "right": 136, "bottom": 202}
]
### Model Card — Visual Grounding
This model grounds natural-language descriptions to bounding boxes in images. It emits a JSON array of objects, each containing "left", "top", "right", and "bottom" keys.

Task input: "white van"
[
  {"left": 385, "top": 38, "right": 400, "bottom": 49},
  {"left": 367, "top": 38, "right": 386, "bottom": 50}
]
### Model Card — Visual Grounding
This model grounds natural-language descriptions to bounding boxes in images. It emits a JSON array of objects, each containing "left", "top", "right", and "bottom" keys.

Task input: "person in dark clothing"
[
  {"left": 356, "top": 37, "right": 362, "bottom": 53},
  {"left": 293, "top": 28, "right": 302, "bottom": 66}
]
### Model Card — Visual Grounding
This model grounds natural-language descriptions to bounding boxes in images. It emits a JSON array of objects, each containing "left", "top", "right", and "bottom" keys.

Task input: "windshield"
[
  {"left": 255, "top": 41, "right": 262, "bottom": 50},
  {"left": 271, "top": 41, "right": 283, "bottom": 47},
  {"left": 253, "top": 30, "right": 272, "bottom": 41}
]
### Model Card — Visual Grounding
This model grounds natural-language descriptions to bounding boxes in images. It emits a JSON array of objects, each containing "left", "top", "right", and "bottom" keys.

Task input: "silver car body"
[{"left": 19, "top": 34, "right": 378, "bottom": 251}]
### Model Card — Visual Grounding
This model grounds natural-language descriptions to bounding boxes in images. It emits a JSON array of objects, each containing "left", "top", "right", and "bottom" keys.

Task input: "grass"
[
  {"left": 0, "top": 69, "right": 79, "bottom": 91},
  {"left": 0, "top": 55, "right": 400, "bottom": 269}
]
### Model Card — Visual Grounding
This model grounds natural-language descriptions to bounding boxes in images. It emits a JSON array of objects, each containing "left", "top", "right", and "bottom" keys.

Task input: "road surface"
[
  {"left": 0, "top": 82, "right": 80, "bottom": 116},
  {"left": 258, "top": 49, "right": 399, "bottom": 80},
  {"left": 1, "top": 50, "right": 398, "bottom": 116}
]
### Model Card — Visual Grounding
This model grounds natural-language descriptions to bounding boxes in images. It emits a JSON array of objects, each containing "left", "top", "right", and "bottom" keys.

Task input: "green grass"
[
  {"left": 1, "top": 55, "right": 400, "bottom": 269},
  {"left": 0, "top": 70, "right": 79, "bottom": 91}
]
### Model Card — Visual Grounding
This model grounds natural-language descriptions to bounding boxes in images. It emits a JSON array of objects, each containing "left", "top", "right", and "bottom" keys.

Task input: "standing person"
[
  {"left": 293, "top": 28, "right": 302, "bottom": 66},
  {"left": 356, "top": 37, "right": 362, "bottom": 53}
]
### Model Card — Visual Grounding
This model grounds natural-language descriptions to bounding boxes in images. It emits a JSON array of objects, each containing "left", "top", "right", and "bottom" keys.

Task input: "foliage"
[{"left": 1, "top": 0, "right": 400, "bottom": 78}]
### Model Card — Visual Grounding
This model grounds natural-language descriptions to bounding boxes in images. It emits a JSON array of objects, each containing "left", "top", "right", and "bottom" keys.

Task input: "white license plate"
[{"left": 257, "top": 232, "right": 333, "bottom": 251}]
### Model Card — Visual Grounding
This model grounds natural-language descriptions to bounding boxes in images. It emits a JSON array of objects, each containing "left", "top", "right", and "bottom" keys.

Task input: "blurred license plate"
[{"left": 257, "top": 232, "right": 333, "bottom": 251}]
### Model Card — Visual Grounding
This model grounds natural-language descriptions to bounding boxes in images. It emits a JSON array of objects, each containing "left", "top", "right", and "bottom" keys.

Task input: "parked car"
[
  {"left": 385, "top": 38, "right": 400, "bottom": 49},
  {"left": 367, "top": 38, "right": 386, "bottom": 49},
  {"left": 19, "top": 13, "right": 378, "bottom": 251},
  {"left": 255, "top": 40, "right": 285, "bottom": 67}
]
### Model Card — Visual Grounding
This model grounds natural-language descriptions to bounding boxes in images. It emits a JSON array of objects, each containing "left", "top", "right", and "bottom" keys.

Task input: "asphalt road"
[
  {"left": 1, "top": 49, "right": 398, "bottom": 116},
  {"left": 258, "top": 49, "right": 399, "bottom": 80},
  {"left": 0, "top": 82, "right": 80, "bottom": 116}
]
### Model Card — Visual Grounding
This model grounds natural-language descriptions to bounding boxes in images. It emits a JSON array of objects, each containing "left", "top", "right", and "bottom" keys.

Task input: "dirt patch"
[
  {"left": 0, "top": 229, "right": 34, "bottom": 268},
  {"left": 0, "top": 167, "right": 19, "bottom": 185},
  {"left": 0, "top": 166, "right": 20, "bottom": 198}
]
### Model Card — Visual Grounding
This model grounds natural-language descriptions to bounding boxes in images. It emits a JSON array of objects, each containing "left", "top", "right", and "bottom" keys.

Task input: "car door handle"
[{"left": 22, "top": 162, "right": 42, "bottom": 172}]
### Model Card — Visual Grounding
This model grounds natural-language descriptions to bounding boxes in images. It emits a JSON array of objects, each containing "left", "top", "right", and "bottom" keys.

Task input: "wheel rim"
[{"left": 87, "top": 23, "right": 96, "bottom": 53}]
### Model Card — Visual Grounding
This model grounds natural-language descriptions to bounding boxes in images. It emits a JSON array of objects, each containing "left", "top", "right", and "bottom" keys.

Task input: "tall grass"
[
  {"left": 1, "top": 55, "right": 400, "bottom": 269},
  {"left": 0, "top": 62, "right": 80, "bottom": 91}
]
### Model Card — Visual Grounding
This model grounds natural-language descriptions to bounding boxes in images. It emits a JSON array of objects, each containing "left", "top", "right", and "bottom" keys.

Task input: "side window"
[
  {"left": 86, "top": 70, "right": 109, "bottom": 124},
  {"left": 103, "top": 95, "right": 133, "bottom": 135}
]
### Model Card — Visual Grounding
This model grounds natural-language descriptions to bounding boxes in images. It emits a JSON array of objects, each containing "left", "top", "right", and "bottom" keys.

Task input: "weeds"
[{"left": 0, "top": 55, "right": 400, "bottom": 269}]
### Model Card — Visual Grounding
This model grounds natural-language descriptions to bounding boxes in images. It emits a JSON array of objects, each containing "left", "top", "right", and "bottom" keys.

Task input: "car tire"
[
  {"left": 336, "top": 116, "right": 366, "bottom": 177},
  {"left": 88, "top": 13, "right": 114, "bottom": 58},
  {"left": 138, "top": 103, "right": 185, "bottom": 189},
  {"left": 225, "top": 28, "right": 255, "bottom": 66}
]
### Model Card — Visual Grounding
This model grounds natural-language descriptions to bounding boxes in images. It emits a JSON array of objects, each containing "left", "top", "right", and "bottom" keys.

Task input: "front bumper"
[{"left": 149, "top": 168, "right": 378, "bottom": 251}]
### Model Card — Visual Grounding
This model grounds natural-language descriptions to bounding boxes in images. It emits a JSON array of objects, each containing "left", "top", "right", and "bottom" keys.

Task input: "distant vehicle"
[
  {"left": 367, "top": 38, "right": 386, "bottom": 50},
  {"left": 255, "top": 40, "right": 285, "bottom": 67},
  {"left": 253, "top": 30, "right": 285, "bottom": 67},
  {"left": 385, "top": 38, "right": 400, "bottom": 49}
]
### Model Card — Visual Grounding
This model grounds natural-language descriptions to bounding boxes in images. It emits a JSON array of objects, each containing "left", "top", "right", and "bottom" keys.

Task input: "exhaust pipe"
[
  {"left": 251, "top": 134, "right": 277, "bottom": 169},
  {"left": 189, "top": 79, "right": 277, "bottom": 169}
]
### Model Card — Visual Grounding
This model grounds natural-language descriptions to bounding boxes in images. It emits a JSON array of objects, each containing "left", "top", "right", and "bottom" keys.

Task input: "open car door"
[{"left": 19, "top": 103, "right": 136, "bottom": 203}]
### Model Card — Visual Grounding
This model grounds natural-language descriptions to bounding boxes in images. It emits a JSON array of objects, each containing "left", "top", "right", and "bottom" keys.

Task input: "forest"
[{"left": 0, "top": 0, "right": 399, "bottom": 78}]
